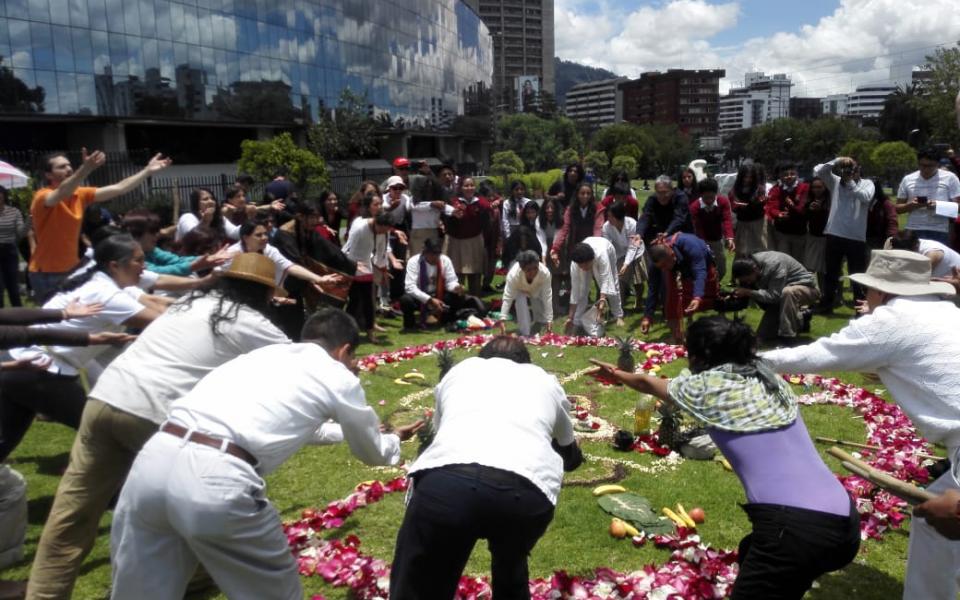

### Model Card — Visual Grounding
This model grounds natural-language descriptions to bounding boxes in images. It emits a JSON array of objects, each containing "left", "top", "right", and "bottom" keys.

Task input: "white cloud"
[{"left": 555, "top": 0, "right": 960, "bottom": 96}]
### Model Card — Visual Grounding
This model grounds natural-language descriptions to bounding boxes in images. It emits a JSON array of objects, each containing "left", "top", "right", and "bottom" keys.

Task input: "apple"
[
  {"left": 609, "top": 518, "right": 628, "bottom": 538},
  {"left": 688, "top": 507, "right": 706, "bottom": 524}
]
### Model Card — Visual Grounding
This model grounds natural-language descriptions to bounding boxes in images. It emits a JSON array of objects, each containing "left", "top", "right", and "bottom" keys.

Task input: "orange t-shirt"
[{"left": 29, "top": 186, "right": 97, "bottom": 273}]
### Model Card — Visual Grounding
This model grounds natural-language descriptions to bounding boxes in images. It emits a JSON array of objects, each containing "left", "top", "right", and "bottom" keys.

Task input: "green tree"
[
  {"left": 556, "top": 148, "right": 580, "bottom": 168},
  {"left": 745, "top": 118, "right": 806, "bottom": 168},
  {"left": 879, "top": 85, "right": 930, "bottom": 145},
  {"left": 611, "top": 155, "right": 638, "bottom": 179},
  {"left": 915, "top": 44, "right": 960, "bottom": 145},
  {"left": 614, "top": 143, "right": 643, "bottom": 164},
  {"left": 307, "top": 89, "right": 382, "bottom": 160},
  {"left": 870, "top": 142, "right": 917, "bottom": 187},
  {"left": 490, "top": 150, "right": 525, "bottom": 178},
  {"left": 591, "top": 123, "right": 657, "bottom": 174},
  {"left": 583, "top": 150, "right": 610, "bottom": 182},
  {"left": 643, "top": 123, "right": 695, "bottom": 175},
  {"left": 796, "top": 117, "right": 877, "bottom": 166},
  {"left": 495, "top": 113, "right": 584, "bottom": 171},
  {"left": 238, "top": 132, "right": 329, "bottom": 193}
]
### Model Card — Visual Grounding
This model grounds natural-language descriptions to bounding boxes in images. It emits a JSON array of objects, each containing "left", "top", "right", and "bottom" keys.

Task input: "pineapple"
[
  {"left": 437, "top": 346, "right": 456, "bottom": 381},
  {"left": 657, "top": 403, "right": 683, "bottom": 450},
  {"left": 615, "top": 336, "right": 635, "bottom": 373}
]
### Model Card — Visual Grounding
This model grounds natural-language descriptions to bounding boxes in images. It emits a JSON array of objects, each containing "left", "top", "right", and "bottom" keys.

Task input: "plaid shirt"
[{"left": 667, "top": 362, "right": 797, "bottom": 433}]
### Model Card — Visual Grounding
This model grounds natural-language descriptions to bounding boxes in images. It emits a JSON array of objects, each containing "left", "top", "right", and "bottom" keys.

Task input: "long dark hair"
[
  {"left": 539, "top": 196, "right": 564, "bottom": 229},
  {"left": 318, "top": 190, "right": 344, "bottom": 232},
  {"left": 732, "top": 163, "right": 764, "bottom": 201},
  {"left": 58, "top": 233, "right": 140, "bottom": 296},
  {"left": 519, "top": 201, "right": 539, "bottom": 229},
  {"left": 175, "top": 276, "right": 275, "bottom": 336},
  {"left": 189, "top": 187, "right": 225, "bottom": 232},
  {"left": 562, "top": 163, "right": 586, "bottom": 204},
  {"left": 569, "top": 183, "right": 596, "bottom": 227}
]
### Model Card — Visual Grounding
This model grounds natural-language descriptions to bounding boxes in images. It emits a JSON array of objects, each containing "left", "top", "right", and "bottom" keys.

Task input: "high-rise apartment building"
[
  {"left": 718, "top": 72, "right": 791, "bottom": 133},
  {"left": 617, "top": 69, "right": 725, "bottom": 136},
  {"left": 565, "top": 78, "right": 628, "bottom": 127},
  {"left": 474, "top": 0, "right": 555, "bottom": 111}
]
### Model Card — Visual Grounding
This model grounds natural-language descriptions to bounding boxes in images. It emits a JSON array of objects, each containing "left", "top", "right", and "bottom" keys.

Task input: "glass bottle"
[{"left": 634, "top": 393, "right": 656, "bottom": 436}]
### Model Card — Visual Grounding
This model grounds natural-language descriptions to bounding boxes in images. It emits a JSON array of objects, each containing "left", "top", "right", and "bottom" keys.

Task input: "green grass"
[{"left": 0, "top": 282, "right": 917, "bottom": 599}]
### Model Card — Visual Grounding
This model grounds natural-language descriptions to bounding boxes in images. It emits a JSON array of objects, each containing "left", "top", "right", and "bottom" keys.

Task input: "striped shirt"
[{"left": 0, "top": 205, "right": 25, "bottom": 244}]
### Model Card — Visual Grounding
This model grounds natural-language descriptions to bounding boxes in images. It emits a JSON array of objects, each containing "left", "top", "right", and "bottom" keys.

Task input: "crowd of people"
[{"left": 0, "top": 94, "right": 959, "bottom": 598}]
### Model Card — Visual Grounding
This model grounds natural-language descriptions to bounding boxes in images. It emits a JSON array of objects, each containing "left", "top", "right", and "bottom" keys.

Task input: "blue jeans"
[
  {"left": 28, "top": 271, "right": 69, "bottom": 304},
  {"left": 909, "top": 228, "right": 950, "bottom": 245}
]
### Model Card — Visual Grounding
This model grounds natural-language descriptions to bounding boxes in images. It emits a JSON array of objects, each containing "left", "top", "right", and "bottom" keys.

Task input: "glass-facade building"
[{"left": 0, "top": 0, "right": 492, "bottom": 131}]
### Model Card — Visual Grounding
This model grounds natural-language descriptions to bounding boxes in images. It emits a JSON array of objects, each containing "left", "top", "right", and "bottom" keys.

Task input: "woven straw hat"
[
  {"left": 847, "top": 249, "right": 955, "bottom": 297},
  {"left": 223, "top": 253, "right": 276, "bottom": 289}
]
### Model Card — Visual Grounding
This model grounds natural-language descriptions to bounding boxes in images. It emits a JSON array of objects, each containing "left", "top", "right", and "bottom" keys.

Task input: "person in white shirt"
[
  {"left": 602, "top": 201, "right": 646, "bottom": 312},
  {"left": 223, "top": 220, "right": 342, "bottom": 294},
  {"left": 175, "top": 187, "right": 240, "bottom": 243},
  {"left": 110, "top": 309, "right": 422, "bottom": 600},
  {"left": 390, "top": 336, "right": 581, "bottom": 599},
  {"left": 399, "top": 239, "right": 467, "bottom": 332},
  {"left": 760, "top": 250, "right": 960, "bottom": 600},
  {"left": 26, "top": 253, "right": 290, "bottom": 600},
  {"left": 342, "top": 205, "right": 395, "bottom": 340},
  {"left": 501, "top": 181, "right": 532, "bottom": 240},
  {"left": 405, "top": 172, "right": 453, "bottom": 256},
  {"left": 896, "top": 148, "right": 960, "bottom": 245},
  {"left": 498, "top": 250, "right": 553, "bottom": 336},
  {"left": 888, "top": 229, "right": 960, "bottom": 279},
  {"left": 379, "top": 176, "right": 410, "bottom": 313},
  {"left": 566, "top": 237, "right": 624, "bottom": 334},
  {"left": 1, "top": 234, "right": 160, "bottom": 462}
]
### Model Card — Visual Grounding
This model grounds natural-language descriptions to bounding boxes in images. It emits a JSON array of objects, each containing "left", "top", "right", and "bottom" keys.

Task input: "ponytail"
[{"left": 58, "top": 233, "right": 140, "bottom": 295}]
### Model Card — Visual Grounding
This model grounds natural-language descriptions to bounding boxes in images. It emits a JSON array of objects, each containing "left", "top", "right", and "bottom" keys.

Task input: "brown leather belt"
[{"left": 161, "top": 422, "right": 257, "bottom": 467}]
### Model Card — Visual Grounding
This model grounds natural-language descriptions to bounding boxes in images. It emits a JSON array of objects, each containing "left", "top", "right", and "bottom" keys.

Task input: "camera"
[
  {"left": 714, "top": 291, "right": 750, "bottom": 313},
  {"left": 917, "top": 196, "right": 928, "bottom": 205}
]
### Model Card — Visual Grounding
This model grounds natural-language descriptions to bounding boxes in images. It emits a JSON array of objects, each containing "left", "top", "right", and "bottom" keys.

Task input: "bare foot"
[
  {"left": 615, "top": 318, "right": 625, "bottom": 328},
  {"left": 372, "top": 323, "right": 388, "bottom": 333}
]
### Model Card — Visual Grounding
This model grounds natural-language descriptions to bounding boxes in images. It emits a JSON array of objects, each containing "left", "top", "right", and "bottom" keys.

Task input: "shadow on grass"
[
  {"left": 8, "top": 452, "right": 70, "bottom": 476},
  {"left": 808, "top": 560, "right": 902, "bottom": 599}
]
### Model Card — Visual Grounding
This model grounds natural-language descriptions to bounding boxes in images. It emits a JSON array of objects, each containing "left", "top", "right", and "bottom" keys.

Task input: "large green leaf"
[{"left": 597, "top": 492, "right": 674, "bottom": 535}]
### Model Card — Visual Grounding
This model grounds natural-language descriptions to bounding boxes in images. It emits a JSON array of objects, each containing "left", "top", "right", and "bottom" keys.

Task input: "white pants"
[
  {"left": 903, "top": 447, "right": 960, "bottom": 599},
  {"left": 514, "top": 293, "right": 549, "bottom": 336},
  {"left": 110, "top": 432, "right": 301, "bottom": 600}
]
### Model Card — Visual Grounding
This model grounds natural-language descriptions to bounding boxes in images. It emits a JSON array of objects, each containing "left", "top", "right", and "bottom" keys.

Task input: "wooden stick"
[
  {"left": 171, "top": 178, "right": 181, "bottom": 224},
  {"left": 829, "top": 447, "right": 935, "bottom": 505},
  {"left": 816, "top": 436, "right": 941, "bottom": 462}
]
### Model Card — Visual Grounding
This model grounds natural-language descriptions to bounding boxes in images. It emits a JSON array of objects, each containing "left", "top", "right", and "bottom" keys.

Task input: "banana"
[
  {"left": 403, "top": 372, "right": 426, "bottom": 381},
  {"left": 592, "top": 484, "right": 627, "bottom": 496},
  {"left": 675, "top": 504, "right": 698, "bottom": 529},
  {"left": 662, "top": 507, "right": 687, "bottom": 529},
  {"left": 393, "top": 378, "right": 413, "bottom": 386},
  {"left": 622, "top": 521, "right": 640, "bottom": 537}
]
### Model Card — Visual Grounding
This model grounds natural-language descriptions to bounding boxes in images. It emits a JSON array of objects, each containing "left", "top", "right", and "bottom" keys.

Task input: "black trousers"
[
  {"left": 398, "top": 291, "right": 466, "bottom": 330},
  {"left": 0, "top": 243, "right": 21, "bottom": 307},
  {"left": 346, "top": 280, "right": 375, "bottom": 331},
  {"left": 0, "top": 369, "right": 86, "bottom": 461},
  {"left": 731, "top": 500, "right": 861, "bottom": 599},
  {"left": 390, "top": 464, "right": 554, "bottom": 600},
  {"left": 821, "top": 235, "right": 867, "bottom": 308}
]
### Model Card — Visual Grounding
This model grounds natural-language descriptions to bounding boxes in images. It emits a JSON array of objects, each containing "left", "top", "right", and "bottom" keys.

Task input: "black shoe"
[{"left": 799, "top": 308, "right": 813, "bottom": 333}]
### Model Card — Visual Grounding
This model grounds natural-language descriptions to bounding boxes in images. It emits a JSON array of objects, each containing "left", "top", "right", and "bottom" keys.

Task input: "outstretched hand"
[
  {"left": 63, "top": 300, "right": 104, "bottom": 320},
  {"left": 145, "top": 153, "right": 173, "bottom": 173},
  {"left": 393, "top": 419, "right": 426, "bottom": 441}
]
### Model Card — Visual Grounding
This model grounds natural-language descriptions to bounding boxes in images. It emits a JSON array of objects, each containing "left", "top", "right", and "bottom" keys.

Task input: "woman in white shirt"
[
  {"left": 1, "top": 233, "right": 160, "bottom": 461},
  {"left": 342, "top": 194, "right": 396, "bottom": 340},
  {"left": 501, "top": 181, "right": 531, "bottom": 240},
  {"left": 224, "top": 221, "right": 339, "bottom": 295},
  {"left": 602, "top": 201, "right": 646, "bottom": 312},
  {"left": 176, "top": 187, "right": 240, "bottom": 243}
]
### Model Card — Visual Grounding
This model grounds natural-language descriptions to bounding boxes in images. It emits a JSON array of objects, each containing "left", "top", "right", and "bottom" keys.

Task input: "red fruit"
[
  {"left": 689, "top": 507, "right": 706, "bottom": 523},
  {"left": 301, "top": 508, "right": 317, "bottom": 520}
]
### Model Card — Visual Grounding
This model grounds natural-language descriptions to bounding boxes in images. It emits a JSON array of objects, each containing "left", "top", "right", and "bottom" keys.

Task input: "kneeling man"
[
  {"left": 566, "top": 237, "right": 623, "bottom": 334},
  {"left": 499, "top": 250, "right": 553, "bottom": 336},
  {"left": 732, "top": 251, "right": 819, "bottom": 344},
  {"left": 400, "top": 238, "right": 471, "bottom": 331}
]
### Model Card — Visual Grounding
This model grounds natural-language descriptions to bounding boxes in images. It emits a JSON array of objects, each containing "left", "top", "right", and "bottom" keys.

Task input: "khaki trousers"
[
  {"left": 26, "top": 399, "right": 157, "bottom": 600},
  {"left": 757, "top": 285, "right": 820, "bottom": 339}
]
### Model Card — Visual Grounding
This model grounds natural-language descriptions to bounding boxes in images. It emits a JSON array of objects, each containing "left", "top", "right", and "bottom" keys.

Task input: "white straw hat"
[{"left": 847, "top": 250, "right": 955, "bottom": 297}]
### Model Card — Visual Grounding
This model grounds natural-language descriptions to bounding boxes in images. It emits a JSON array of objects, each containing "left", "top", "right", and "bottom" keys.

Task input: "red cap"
[{"left": 392, "top": 157, "right": 410, "bottom": 169}]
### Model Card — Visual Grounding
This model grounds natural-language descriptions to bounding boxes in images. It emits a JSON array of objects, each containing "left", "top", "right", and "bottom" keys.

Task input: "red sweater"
[
  {"left": 765, "top": 183, "right": 808, "bottom": 236},
  {"left": 595, "top": 194, "right": 640, "bottom": 231},
  {"left": 688, "top": 196, "right": 734, "bottom": 242},
  {"left": 447, "top": 196, "right": 491, "bottom": 239}
]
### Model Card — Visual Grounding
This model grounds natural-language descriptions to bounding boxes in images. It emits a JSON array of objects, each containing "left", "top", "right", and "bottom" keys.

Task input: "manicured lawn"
[{"left": 0, "top": 284, "right": 919, "bottom": 599}]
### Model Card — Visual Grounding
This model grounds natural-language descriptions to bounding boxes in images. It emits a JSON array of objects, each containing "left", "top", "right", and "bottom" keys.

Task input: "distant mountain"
[{"left": 555, "top": 57, "right": 620, "bottom": 107}]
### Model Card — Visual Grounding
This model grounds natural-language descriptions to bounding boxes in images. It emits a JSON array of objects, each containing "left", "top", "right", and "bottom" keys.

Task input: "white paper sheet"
[{"left": 935, "top": 201, "right": 959, "bottom": 219}]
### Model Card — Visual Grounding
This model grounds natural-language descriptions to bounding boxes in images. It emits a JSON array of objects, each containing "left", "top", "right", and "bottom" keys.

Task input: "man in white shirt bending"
[
  {"left": 399, "top": 238, "right": 470, "bottom": 332},
  {"left": 390, "top": 336, "right": 581, "bottom": 599},
  {"left": 888, "top": 229, "right": 960, "bottom": 279},
  {"left": 760, "top": 250, "right": 960, "bottom": 600},
  {"left": 498, "top": 250, "right": 553, "bottom": 336},
  {"left": 566, "top": 237, "right": 624, "bottom": 334},
  {"left": 897, "top": 147, "right": 960, "bottom": 245},
  {"left": 109, "top": 309, "right": 422, "bottom": 600}
]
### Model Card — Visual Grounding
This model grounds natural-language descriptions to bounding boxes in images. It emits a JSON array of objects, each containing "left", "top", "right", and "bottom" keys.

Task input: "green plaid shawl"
[{"left": 666, "top": 360, "right": 797, "bottom": 433}]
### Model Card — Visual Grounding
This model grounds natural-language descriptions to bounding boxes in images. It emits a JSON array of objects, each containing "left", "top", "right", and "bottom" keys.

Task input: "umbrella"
[{"left": 0, "top": 161, "right": 30, "bottom": 188}]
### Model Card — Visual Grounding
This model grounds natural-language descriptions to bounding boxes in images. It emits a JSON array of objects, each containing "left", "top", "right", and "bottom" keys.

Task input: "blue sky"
[{"left": 554, "top": 0, "right": 960, "bottom": 96}]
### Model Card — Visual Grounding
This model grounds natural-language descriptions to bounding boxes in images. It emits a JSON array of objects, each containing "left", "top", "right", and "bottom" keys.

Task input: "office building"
[
  {"left": 718, "top": 72, "right": 791, "bottom": 133},
  {"left": 617, "top": 69, "right": 724, "bottom": 136},
  {"left": 790, "top": 97, "right": 823, "bottom": 120},
  {"left": 847, "top": 84, "right": 897, "bottom": 120},
  {"left": 565, "top": 77, "right": 626, "bottom": 127}
]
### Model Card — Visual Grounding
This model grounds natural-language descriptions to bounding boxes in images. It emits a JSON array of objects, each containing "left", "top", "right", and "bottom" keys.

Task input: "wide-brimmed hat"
[
  {"left": 223, "top": 253, "right": 276, "bottom": 289},
  {"left": 847, "top": 249, "right": 955, "bottom": 296}
]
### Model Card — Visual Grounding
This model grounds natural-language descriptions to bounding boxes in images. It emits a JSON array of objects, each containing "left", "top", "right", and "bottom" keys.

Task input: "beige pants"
[
  {"left": 773, "top": 233, "right": 807, "bottom": 266},
  {"left": 26, "top": 400, "right": 158, "bottom": 600},
  {"left": 757, "top": 284, "right": 820, "bottom": 339},
  {"left": 407, "top": 228, "right": 441, "bottom": 259},
  {"left": 735, "top": 218, "right": 768, "bottom": 257}
]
